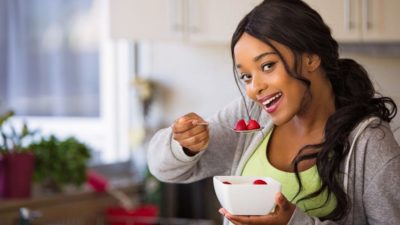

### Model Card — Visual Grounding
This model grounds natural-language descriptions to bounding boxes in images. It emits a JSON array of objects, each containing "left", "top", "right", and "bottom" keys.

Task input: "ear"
[{"left": 303, "top": 53, "right": 321, "bottom": 72}]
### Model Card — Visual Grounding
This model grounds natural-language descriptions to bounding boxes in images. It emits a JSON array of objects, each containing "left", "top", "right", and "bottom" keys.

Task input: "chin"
[
  {"left": 268, "top": 115, "right": 282, "bottom": 126},
  {"left": 268, "top": 112, "right": 292, "bottom": 127}
]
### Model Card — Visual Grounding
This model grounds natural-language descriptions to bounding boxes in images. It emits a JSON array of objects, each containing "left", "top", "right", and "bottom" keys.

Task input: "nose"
[{"left": 250, "top": 73, "right": 267, "bottom": 95}]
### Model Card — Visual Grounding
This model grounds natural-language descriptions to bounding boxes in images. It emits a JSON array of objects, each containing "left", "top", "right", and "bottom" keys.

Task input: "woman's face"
[{"left": 233, "top": 33, "right": 309, "bottom": 125}]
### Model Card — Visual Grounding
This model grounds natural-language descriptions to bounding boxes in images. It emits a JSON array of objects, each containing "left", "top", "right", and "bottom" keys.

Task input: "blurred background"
[{"left": 0, "top": 0, "right": 399, "bottom": 224}]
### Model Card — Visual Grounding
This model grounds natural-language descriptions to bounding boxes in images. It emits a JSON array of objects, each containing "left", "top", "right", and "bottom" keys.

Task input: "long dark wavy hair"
[{"left": 230, "top": 0, "right": 397, "bottom": 221}]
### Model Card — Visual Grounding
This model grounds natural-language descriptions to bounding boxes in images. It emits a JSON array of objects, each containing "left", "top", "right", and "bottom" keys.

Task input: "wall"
[{"left": 142, "top": 42, "right": 239, "bottom": 127}]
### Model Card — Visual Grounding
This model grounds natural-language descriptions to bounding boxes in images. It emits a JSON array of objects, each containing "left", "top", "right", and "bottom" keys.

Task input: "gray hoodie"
[{"left": 147, "top": 97, "right": 400, "bottom": 225}]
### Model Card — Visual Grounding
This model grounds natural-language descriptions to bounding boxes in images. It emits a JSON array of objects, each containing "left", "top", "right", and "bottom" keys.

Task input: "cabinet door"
[
  {"left": 362, "top": 0, "right": 400, "bottom": 42},
  {"left": 186, "top": 0, "right": 263, "bottom": 44},
  {"left": 305, "top": 0, "right": 362, "bottom": 42},
  {"left": 109, "top": 0, "right": 184, "bottom": 41}
]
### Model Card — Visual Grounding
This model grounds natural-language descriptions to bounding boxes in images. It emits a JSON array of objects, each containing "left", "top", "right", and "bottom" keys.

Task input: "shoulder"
[
  {"left": 354, "top": 117, "right": 400, "bottom": 171},
  {"left": 360, "top": 119, "right": 399, "bottom": 153}
]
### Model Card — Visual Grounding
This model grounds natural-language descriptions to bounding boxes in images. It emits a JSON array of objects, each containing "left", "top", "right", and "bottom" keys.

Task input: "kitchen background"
[{"left": 0, "top": 0, "right": 399, "bottom": 224}]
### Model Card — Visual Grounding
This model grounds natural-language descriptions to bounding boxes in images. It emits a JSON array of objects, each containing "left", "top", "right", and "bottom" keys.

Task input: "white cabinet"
[
  {"left": 186, "top": 0, "right": 263, "bottom": 43},
  {"left": 109, "top": 0, "right": 263, "bottom": 43},
  {"left": 110, "top": 0, "right": 183, "bottom": 42},
  {"left": 362, "top": 0, "right": 400, "bottom": 42},
  {"left": 305, "top": 0, "right": 400, "bottom": 42}
]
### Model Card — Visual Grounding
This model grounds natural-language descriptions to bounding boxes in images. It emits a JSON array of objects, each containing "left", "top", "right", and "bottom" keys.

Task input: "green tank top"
[{"left": 241, "top": 130, "right": 336, "bottom": 217}]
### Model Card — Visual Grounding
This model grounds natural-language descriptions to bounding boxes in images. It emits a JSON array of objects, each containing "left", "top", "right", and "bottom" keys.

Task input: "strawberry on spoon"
[
  {"left": 247, "top": 119, "right": 261, "bottom": 130},
  {"left": 193, "top": 118, "right": 262, "bottom": 133},
  {"left": 234, "top": 119, "right": 247, "bottom": 131},
  {"left": 233, "top": 118, "right": 262, "bottom": 133}
]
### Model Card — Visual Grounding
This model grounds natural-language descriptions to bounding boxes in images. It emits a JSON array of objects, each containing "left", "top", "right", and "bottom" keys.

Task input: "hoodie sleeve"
[
  {"left": 287, "top": 208, "right": 341, "bottom": 225},
  {"left": 363, "top": 156, "right": 400, "bottom": 224},
  {"left": 147, "top": 97, "right": 249, "bottom": 183}
]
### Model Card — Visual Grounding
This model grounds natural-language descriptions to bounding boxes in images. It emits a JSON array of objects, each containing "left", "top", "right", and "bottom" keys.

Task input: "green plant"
[
  {"left": 28, "top": 135, "right": 91, "bottom": 192},
  {"left": 0, "top": 110, "right": 14, "bottom": 153},
  {"left": 142, "top": 167, "right": 162, "bottom": 207},
  {"left": 0, "top": 110, "right": 37, "bottom": 154}
]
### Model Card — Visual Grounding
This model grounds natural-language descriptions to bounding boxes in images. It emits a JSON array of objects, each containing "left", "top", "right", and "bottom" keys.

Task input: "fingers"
[
  {"left": 173, "top": 121, "right": 207, "bottom": 138},
  {"left": 226, "top": 214, "right": 261, "bottom": 225},
  {"left": 271, "top": 192, "right": 296, "bottom": 224},
  {"left": 219, "top": 208, "right": 259, "bottom": 225},
  {"left": 275, "top": 192, "right": 289, "bottom": 211},
  {"left": 176, "top": 129, "right": 209, "bottom": 150},
  {"left": 218, "top": 194, "right": 295, "bottom": 225},
  {"left": 218, "top": 208, "right": 229, "bottom": 217},
  {"left": 219, "top": 208, "right": 241, "bottom": 225},
  {"left": 172, "top": 112, "right": 206, "bottom": 133},
  {"left": 172, "top": 113, "right": 209, "bottom": 152}
]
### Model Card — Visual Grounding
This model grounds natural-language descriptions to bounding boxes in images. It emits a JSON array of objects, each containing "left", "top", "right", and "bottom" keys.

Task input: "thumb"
[{"left": 275, "top": 192, "right": 289, "bottom": 211}]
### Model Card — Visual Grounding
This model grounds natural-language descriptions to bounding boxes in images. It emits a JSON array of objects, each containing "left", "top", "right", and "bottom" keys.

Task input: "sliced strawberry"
[
  {"left": 234, "top": 119, "right": 247, "bottom": 131},
  {"left": 222, "top": 181, "right": 232, "bottom": 185},
  {"left": 247, "top": 119, "right": 261, "bottom": 130},
  {"left": 253, "top": 179, "right": 267, "bottom": 185}
]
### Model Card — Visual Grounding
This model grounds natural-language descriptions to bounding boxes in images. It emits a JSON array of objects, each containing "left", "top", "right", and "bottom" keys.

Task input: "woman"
[{"left": 147, "top": 0, "right": 400, "bottom": 224}]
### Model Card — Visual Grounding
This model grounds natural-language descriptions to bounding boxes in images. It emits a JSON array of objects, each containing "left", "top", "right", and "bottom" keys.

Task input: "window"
[{"left": 0, "top": 0, "right": 132, "bottom": 164}]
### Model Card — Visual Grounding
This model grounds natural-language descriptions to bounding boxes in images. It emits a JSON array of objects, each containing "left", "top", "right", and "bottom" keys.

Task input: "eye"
[
  {"left": 262, "top": 62, "right": 276, "bottom": 72},
  {"left": 239, "top": 73, "right": 252, "bottom": 83}
]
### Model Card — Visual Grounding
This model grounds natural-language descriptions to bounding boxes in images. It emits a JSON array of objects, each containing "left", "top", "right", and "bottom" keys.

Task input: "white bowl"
[{"left": 213, "top": 176, "right": 281, "bottom": 215}]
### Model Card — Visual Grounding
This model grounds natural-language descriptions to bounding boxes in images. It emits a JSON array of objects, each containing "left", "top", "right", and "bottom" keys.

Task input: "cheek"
[
  {"left": 288, "top": 81, "right": 307, "bottom": 100},
  {"left": 286, "top": 85, "right": 302, "bottom": 102},
  {"left": 283, "top": 82, "right": 309, "bottom": 114}
]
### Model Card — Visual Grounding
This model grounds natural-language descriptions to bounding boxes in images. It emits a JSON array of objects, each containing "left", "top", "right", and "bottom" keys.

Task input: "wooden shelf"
[{"left": 0, "top": 183, "right": 141, "bottom": 225}]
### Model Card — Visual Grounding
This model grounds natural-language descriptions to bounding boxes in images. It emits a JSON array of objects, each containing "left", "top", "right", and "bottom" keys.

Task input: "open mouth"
[{"left": 263, "top": 92, "right": 282, "bottom": 108}]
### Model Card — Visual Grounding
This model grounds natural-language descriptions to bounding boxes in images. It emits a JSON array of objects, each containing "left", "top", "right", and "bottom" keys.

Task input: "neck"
[{"left": 289, "top": 72, "right": 335, "bottom": 136}]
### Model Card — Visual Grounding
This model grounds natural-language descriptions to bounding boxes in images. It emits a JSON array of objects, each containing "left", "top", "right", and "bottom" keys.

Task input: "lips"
[{"left": 258, "top": 92, "right": 282, "bottom": 113}]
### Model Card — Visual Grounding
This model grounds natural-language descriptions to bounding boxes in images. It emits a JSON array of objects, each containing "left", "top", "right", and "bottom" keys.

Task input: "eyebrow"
[{"left": 236, "top": 51, "right": 276, "bottom": 69}]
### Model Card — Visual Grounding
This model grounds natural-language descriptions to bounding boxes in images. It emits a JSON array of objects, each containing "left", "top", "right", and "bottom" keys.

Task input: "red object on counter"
[
  {"left": 106, "top": 204, "right": 159, "bottom": 225},
  {"left": 86, "top": 170, "right": 108, "bottom": 192},
  {"left": 3, "top": 152, "right": 35, "bottom": 198}
]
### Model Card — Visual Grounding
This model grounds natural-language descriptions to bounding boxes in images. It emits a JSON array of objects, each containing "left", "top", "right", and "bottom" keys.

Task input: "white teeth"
[{"left": 263, "top": 92, "right": 282, "bottom": 106}]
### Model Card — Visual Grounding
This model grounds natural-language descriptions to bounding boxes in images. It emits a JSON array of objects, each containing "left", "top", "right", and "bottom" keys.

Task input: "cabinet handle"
[
  {"left": 170, "top": 0, "right": 183, "bottom": 31},
  {"left": 187, "top": 0, "right": 199, "bottom": 33},
  {"left": 362, "top": 0, "right": 371, "bottom": 30},
  {"left": 344, "top": 0, "right": 353, "bottom": 31}
]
